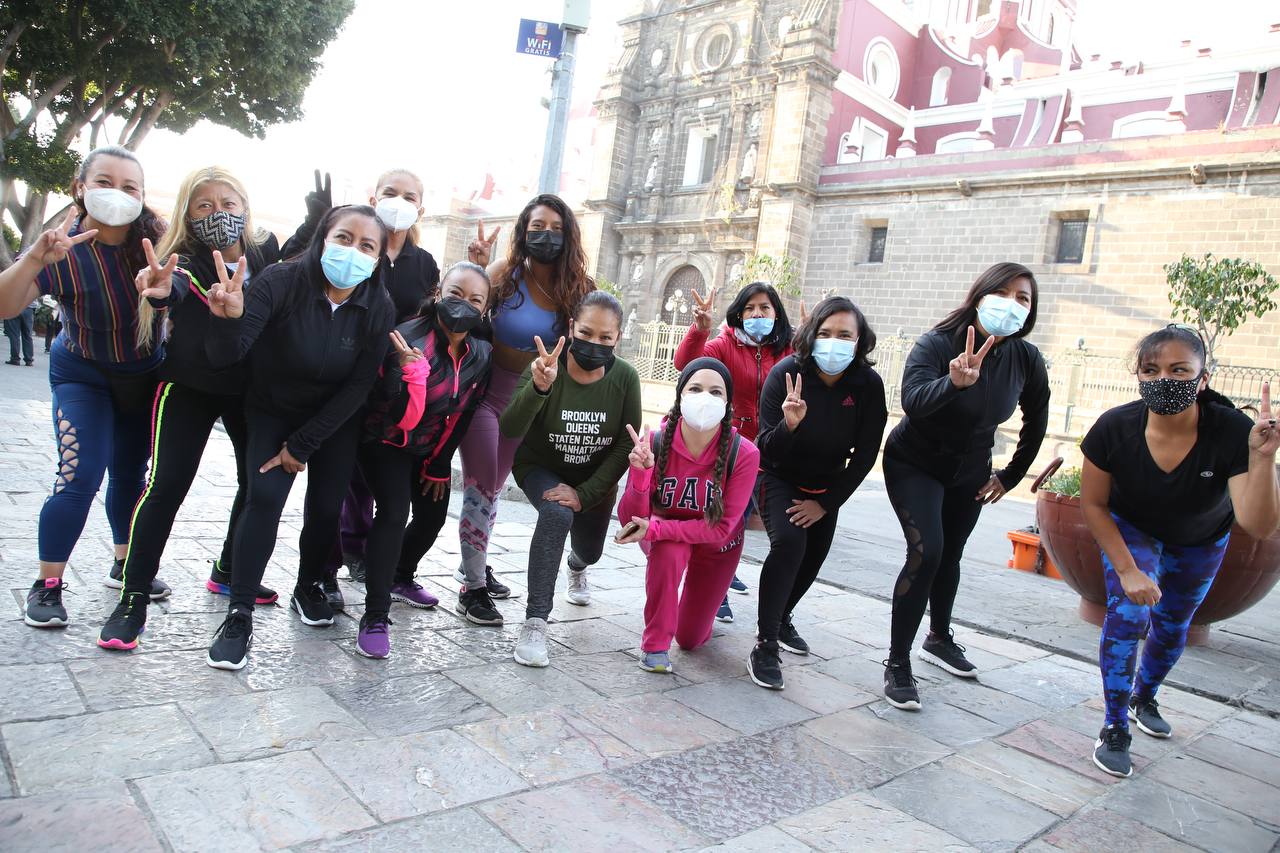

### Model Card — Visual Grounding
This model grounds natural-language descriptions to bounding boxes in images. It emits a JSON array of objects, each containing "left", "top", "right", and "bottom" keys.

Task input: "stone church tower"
[{"left": 579, "top": 0, "right": 839, "bottom": 321}]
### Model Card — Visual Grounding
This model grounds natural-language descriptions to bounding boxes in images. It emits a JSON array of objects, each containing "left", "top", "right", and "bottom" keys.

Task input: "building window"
[
  {"left": 930, "top": 67, "right": 951, "bottom": 106},
  {"left": 1056, "top": 218, "right": 1088, "bottom": 264},
  {"left": 868, "top": 227, "right": 888, "bottom": 263},
  {"left": 696, "top": 25, "right": 735, "bottom": 72},
  {"left": 682, "top": 129, "right": 719, "bottom": 186},
  {"left": 863, "top": 39, "right": 901, "bottom": 99}
]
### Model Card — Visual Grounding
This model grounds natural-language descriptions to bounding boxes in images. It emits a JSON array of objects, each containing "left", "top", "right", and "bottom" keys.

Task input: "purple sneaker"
[
  {"left": 390, "top": 580, "right": 438, "bottom": 609},
  {"left": 357, "top": 613, "right": 391, "bottom": 659}
]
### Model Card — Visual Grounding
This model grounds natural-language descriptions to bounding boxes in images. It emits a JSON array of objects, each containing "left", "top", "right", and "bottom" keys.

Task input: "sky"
[{"left": 102, "top": 0, "right": 1280, "bottom": 230}]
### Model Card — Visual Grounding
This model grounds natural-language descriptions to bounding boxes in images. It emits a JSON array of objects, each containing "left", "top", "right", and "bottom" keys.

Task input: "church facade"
[{"left": 573, "top": 0, "right": 1280, "bottom": 365}]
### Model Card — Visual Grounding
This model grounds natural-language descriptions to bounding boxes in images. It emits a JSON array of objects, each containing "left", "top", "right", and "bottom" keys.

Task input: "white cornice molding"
[{"left": 864, "top": 0, "right": 921, "bottom": 38}]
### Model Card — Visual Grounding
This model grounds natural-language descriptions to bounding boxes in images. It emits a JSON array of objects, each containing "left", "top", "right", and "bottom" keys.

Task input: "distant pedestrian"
[{"left": 4, "top": 298, "right": 36, "bottom": 365}]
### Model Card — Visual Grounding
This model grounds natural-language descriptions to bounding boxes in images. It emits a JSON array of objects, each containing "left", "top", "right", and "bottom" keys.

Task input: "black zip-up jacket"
[
  {"left": 756, "top": 355, "right": 889, "bottom": 513},
  {"left": 885, "top": 328, "right": 1050, "bottom": 488},
  {"left": 282, "top": 218, "right": 439, "bottom": 324},
  {"left": 162, "top": 235, "right": 281, "bottom": 396},
  {"left": 362, "top": 311, "right": 492, "bottom": 480},
  {"left": 207, "top": 260, "right": 394, "bottom": 463}
]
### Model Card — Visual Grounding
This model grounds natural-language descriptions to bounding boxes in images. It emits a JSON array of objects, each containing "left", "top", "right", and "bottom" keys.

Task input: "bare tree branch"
[{"left": 124, "top": 91, "right": 173, "bottom": 150}]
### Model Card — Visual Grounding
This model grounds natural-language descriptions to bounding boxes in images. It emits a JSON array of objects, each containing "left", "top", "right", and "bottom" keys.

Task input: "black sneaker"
[
  {"left": 1093, "top": 724, "right": 1133, "bottom": 778},
  {"left": 455, "top": 586, "right": 504, "bottom": 626},
  {"left": 290, "top": 582, "right": 335, "bottom": 626},
  {"left": 485, "top": 565, "right": 512, "bottom": 599},
  {"left": 207, "top": 608, "right": 253, "bottom": 670},
  {"left": 748, "top": 640, "right": 785, "bottom": 690},
  {"left": 1129, "top": 696, "right": 1172, "bottom": 739},
  {"left": 344, "top": 554, "right": 367, "bottom": 585},
  {"left": 918, "top": 630, "right": 977, "bottom": 678},
  {"left": 98, "top": 592, "right": 148, "bottom": 650},
  {"left": 104, "top": 558, "right": 171, "bottom": 601},
  {"left": 778, "top": 616, "right": 810, "bottom": 656},
  {"left": 24, "top": 578, "right": 69, "bottom": 628},
  {"left": 883, "top": 659, "right": 922, "bottom": 710},
  {"left": 321, "top": 572, "right": 344, "bottom": 612},
  {"left": 206, "top": 559, "right": 278, "bottom": 605}
]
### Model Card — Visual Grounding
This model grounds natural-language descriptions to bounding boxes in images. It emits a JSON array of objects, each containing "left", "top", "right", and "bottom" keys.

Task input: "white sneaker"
[
  {"left": 513, "top": 617, "right": 549, "bottom": 667},
  {"left": 566, "top": 568, "right": 591, "bottom": 606}
]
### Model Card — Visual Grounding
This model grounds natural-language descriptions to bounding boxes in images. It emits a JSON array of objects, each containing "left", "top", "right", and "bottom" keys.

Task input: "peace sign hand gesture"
[
  {"left": 134, "top": 238, "right": 179, "bottom": 301},
  {"left": 1249, "top": 380, "right": 1279, "bottom": 457},
  {"left": 467, "top": 220, "right": 502, "bottom": 267},
  {"left": 305, "top": 169, "right": 332, "bottom": 222},
  {"left": 626, "top": 424, "right": 654, "bottom": 470},
  {"left": 208, "top": 250, "right": 246, "bottom": 319},
  {"left": 531, "top": 335, "right": 565, "bottom": 392},
  {"left": 29, "top": 211, "right": 97, "bottom": 267},
  {"left": 949, "top": 326, "right": 996, "bottom": 389},
  {"left": 390, "top": 330, "right": 425, "bottom": 368},
  {"left": 691, "top": 286, "right": 717, "bottom": 332},
  {"left": 782, "top": 373, "right": 807, "bottom": 431}
]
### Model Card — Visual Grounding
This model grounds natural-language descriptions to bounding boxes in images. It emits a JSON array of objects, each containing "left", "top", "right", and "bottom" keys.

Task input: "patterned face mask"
[
  {"left": 1138, "top": 376, "right": 1200, "bottom": 416},
  {"left": 189, "top": 210, "right": 247, "bottom": 250}
]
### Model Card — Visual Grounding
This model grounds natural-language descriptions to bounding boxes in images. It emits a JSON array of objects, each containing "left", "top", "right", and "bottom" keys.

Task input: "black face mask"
[
  {"left": 1138, "top": 376, "right": 1200, "bottom": 416},
  {"left": 436, "top": 297, "right": 482, "bottom": 333},
  {"left": 525, "top": 230, "right": 564, "bottom": 264},
  {"left": 569, "top": 337, "right": 614, "bottom": 371}
]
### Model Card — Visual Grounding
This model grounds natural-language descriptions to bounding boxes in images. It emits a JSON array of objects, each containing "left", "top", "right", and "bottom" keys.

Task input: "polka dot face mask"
[{"left": 1138, "top": 376, "right": 1200, "bottom": 415}]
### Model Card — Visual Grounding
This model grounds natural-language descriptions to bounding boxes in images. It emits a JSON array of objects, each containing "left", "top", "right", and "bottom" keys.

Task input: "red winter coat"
[{"left": 673, "top": 321, "right": 793, "bottom": 441}]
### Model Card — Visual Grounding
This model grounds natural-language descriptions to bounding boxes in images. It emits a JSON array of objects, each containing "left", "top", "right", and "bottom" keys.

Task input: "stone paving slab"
[{"left": 2, "top": 396, "right": 1280, "bottom": 852}]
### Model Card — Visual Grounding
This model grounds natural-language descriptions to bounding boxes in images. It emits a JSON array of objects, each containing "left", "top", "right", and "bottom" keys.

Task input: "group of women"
[{"left": 0, "top": 146, "right": 1275, "bottom": 782}]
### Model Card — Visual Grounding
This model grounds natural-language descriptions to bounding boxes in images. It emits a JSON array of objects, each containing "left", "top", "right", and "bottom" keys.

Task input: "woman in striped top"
[{"left": 0, "top": 146, "right": 176, "bottom": 629}]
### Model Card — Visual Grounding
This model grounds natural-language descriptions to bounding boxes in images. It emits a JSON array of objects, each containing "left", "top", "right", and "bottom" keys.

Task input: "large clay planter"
[{"left": 1033, "top": 458, "right": 1280, "bottom": 645}]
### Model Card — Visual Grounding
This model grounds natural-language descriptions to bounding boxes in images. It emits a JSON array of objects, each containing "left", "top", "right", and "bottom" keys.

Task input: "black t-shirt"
[{"left": 1080, "top": 399, "right": 1252, "bottom": 546}]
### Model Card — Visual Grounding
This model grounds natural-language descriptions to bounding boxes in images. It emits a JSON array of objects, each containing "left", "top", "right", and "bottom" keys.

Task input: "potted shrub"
[{"left": 1033, "top": 458, "right": 1280, "bottom": 644}]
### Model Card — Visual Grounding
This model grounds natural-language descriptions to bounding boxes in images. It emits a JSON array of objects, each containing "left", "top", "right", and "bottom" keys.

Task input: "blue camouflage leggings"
[{"left": 1099, "top": 514, "right": 1228, "bottom": 728}]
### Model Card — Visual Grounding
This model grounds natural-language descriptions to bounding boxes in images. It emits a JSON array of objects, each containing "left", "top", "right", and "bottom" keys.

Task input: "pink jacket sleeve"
[
  {"left": 616, "top": 464, "right": 654, "bottom": 523},
  {"left": 645, "top": 438, "right": 760, "bottom": 545},
  {"left": 395, "top": 359, "right": 432, "bottom": 434}
]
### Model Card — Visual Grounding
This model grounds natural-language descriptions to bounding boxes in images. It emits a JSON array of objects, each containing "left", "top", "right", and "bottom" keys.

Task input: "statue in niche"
[
  {"left": 739, "top": 143, "right": 758, "bottom": 182},
  {"left": 747, "top": 109, "right": 762, "bottom": 136},
  {"left": 649, "top": 125, "right": 664, "bottom": 149},
  {"left": 631, "top": 260, "right": 646, "bottom": 284},
  {"left": 728, "top": 259, "right": 744, "bottom": 286},
  {"left": 644, "top": 156, "right": 659, "bottom": 191}
]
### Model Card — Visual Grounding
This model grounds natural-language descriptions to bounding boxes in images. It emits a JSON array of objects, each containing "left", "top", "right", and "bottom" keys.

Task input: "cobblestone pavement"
[{"left": 1, "top": 393, "right": 1278, "bottom": 852}]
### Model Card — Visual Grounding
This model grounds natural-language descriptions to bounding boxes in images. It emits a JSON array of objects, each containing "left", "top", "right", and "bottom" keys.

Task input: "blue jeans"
[
  {"left": 39, "top": 339, "right": 159, "bottom": 562},
  {"left": 4, "top": 307, "right": 34, "bottom": 363},
  {"left": 1099, "top": 514, "right": 1229, "bottom": 728}
]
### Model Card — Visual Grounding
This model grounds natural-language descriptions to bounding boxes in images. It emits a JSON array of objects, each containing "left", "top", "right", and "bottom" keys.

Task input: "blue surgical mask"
[
  {"left": 742, "top": 317, "right": 774, "bottom": 341},
  {"left": 812, "top": 338, "right": 856, "bottom": 375},
  {"left": 976, "top": 294, "right": 1029, "bottom": 338},
  {"left": 321, "top": 243, "right": 376, "bottom": 290}
]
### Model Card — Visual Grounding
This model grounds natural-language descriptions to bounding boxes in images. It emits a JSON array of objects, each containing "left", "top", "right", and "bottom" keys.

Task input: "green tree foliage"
[
  {"left": 741, "top": 253, "right": 800, "bottom": 298},
  {"left": 0, "top": 0, "right": 354, "bottom": 265},
  {"left": 1166, "top": 252, "right": 1278, "bottom": 371}
]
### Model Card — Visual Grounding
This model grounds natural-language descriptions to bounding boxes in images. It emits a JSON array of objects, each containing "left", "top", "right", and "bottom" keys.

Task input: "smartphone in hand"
[{"left": 615, "top": 520, "right": 641, "bottom": 543}]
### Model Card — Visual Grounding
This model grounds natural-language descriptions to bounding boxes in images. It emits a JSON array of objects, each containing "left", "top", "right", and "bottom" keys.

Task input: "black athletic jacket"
[
  {"left": 162, "top": 235, "right": 281, "bottom": 396},
  {"left": 885, "top": 328, "right": 1050, "bottom": 488},
  {"left": 207, "top": 260, "right": 394, "bottom": 463},
  {"left": 282, "top": 218, "right": 439, "bottom": 324},
  {"left": 362, "top": 309, "right": 492, "bottom": 480},
  {"left": 756, "top": 355, "right": 889, "bottom": 512}
]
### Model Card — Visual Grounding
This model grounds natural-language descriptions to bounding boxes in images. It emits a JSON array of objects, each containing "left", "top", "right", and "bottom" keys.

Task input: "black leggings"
[
  {"left": 884, "top": 453, "right": 987, "bottom": 660},
  {"left": 359, "top": 441, "right": 451, "bottom": 615},
  {"left": 228, "top": 407, "right": 361, "bottom": 612},
  {"left": 756, "top": 472, "right": 840, "bottom": 642},
  {"left": 121, "top": 383, "right": 247, "bottom": 596}
]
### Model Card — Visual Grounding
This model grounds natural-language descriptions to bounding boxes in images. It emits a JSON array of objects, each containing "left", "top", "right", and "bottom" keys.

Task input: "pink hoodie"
[{"left": 617, "top": 419, "right": 760, "bottom": 545}]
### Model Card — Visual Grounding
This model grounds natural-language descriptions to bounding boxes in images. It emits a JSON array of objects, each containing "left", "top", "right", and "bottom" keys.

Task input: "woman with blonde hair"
[{"left": 97, "top": 165, "right": 281, "bottom": 650}]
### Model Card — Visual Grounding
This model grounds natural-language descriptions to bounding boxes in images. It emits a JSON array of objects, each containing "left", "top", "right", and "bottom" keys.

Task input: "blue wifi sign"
[{"left": 516, "top": 18, "right": 564, "bottom": 58}]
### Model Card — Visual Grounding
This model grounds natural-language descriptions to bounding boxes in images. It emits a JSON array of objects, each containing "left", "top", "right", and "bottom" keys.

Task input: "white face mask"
[
  {"left": 83, "top": 188, "right": 143, "bottom": 227},
  {"left": 681, "top": 391, "right": 727, "bottom": 431},
  {"left": 375, "top": 196, "right": 419, "bottom": 232}
]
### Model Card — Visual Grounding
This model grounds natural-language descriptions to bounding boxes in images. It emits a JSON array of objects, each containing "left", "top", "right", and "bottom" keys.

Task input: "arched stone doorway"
[{"left": 659, "top": 264, "right": 705, "bottom": 325}]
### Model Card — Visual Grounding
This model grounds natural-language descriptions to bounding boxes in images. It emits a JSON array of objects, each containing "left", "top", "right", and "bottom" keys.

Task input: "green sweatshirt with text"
[{"left": 499, "top": 356, "right": 642, "bottom": 511}]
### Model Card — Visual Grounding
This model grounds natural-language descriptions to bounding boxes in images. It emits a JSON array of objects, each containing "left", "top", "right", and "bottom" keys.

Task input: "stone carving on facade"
[
  {"left": 648, "top": 124, "right": 664, "bottom": 149},
  {"left": 631, "top": 258, "right": 646, "bottom": 284},
  {"left": 728, "top": 257, "right": 744, "bottom": 287},
  {"left": 739, "top": 143, "right": 758, "bottom": 183},
  {"left": 644, "top": 157, "right": 659, "bottom": 191},
  {"left": 747, "top": 109, "right": 762, "bottom": 136}
]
